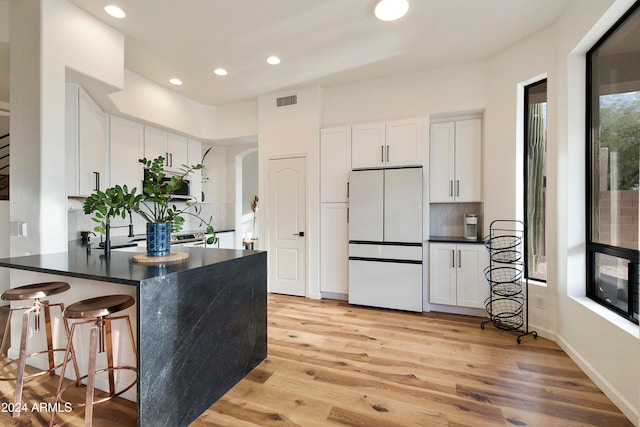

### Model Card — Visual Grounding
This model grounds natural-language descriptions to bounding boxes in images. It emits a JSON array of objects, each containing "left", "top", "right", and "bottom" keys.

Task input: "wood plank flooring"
[{"left": 0, "top": 296, "right": 632, "bottom": 426}]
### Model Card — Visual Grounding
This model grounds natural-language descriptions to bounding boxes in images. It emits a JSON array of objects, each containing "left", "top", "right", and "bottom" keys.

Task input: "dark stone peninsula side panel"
[{"left": 138, "top": 251, "right": 267, "bottom": 427}]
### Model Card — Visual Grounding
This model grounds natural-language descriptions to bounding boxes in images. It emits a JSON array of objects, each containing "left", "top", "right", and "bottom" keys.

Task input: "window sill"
[{"left": 571, "top": 296, "right": 639, "bottom": 338}]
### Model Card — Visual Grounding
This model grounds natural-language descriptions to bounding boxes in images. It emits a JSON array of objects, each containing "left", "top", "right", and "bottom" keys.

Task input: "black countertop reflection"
[{"left": 0, "top": 240, "right": 260, "bottom": 286}]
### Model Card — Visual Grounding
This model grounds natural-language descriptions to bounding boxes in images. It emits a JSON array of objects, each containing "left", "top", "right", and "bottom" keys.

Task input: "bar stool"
[
  {"left": 0, "top": 281, "right": 80, "bottom": 418},
  {"left": 50, "top": 294, "right": 137, "bottom": 427}
]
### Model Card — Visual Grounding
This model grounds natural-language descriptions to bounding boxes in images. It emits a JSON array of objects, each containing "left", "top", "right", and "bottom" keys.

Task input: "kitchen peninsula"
[{"left": 0, "top": 242, "right": 267, "bottom": 427}]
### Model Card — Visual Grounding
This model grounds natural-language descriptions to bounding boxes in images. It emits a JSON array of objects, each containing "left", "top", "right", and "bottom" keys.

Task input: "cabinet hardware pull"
[
  {"left": 451, "top": 250, "right": 455, "bottom": 268},
  {"left": 347, "top": 208, "right": 349, "bottom": 223},
  {"left": 169, "top": 152, "right": 173, "bottom": 167},
  {"left": 381, "top": 145, "right": 384, "bottom": 163},
  {"left": 456, "top": 180, "right": 460, "bottom": 197},
  {"left": 458, "top": 250, "right": 462, "bottom": 268},
  {"left": 449, "top": 180, "right": 453, "bottom": 197},
  {"left": 165, "top": 152, "right": 169, "bottom": 166},
  {"left": 386, "top": 145, "right": 390, "bottom": 163},
  {"left": 93, "top": 171, "right": 100, "bottom": 191}
]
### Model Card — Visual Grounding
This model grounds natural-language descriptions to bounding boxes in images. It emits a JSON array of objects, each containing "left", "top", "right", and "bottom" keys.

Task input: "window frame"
[
  {"left": 585, "top": 1, "right": 640, "bottom": 324},
  {"left": 523, "top": 79, "right": 548, "bottom": 283}
]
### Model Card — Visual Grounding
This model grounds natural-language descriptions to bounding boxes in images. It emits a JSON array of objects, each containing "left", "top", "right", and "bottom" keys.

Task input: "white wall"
[
  {"left": 258, "top": 86, "right": 322, "bottom": 298},
  {"left": 10, "top": 0, "right": 124, "bottom": 256},
  {"left": 323, "top": 61, "right": 487, "bottom": 127}
]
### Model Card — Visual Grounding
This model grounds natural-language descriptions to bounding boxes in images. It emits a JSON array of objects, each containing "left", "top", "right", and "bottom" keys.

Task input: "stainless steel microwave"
[{"left": 143, "top": 169, "right": 191, "bottom": 199}]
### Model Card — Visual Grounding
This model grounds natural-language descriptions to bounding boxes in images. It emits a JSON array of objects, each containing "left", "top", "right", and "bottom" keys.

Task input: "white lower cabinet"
[
  {"left": 320, "top": 203, "right": 349, "bottom": 295},
  {"left": 429, "top": 242, "right": 488, "bottom": 308}
]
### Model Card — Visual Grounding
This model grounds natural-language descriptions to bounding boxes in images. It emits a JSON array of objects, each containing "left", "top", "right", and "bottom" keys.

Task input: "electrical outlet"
[{"left": 535, "top": 295, "right": 544, "bottom": 309}]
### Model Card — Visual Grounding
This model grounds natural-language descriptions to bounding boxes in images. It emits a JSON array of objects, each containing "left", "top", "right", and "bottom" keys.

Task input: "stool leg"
[
  {"left": 104, "top": 317, "right": 116, "bottom": 396},
  {"left": 85, "top": 324, "right": 99, "bottom": 427},
  {"left": 55, "top": 303, "right": 81, "bottom": 385},
  {"left": 49, "top": 322, "right": 77, "bottom": 427},
  {"left": 44, "top": 302, "right": 55, "bottom": 376},
  {"left": 0, "top": 309, "right": 14, "bottom": 357},
  {"left": 13, "top": 307, "right": 35, "bottom": 418}
]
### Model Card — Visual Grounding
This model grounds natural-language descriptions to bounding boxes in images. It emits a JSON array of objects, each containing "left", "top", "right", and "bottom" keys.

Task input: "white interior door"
[{"left": 268, "top": 157, "right": 307, "bottom": 296}]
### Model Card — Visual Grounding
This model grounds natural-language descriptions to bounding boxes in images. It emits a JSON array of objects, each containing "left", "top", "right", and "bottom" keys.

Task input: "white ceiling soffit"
[{"left": 61, "top": 0, "right": 568, "bottom": 107}]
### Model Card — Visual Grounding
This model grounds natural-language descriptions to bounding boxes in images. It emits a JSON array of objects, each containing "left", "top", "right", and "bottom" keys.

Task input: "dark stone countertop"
[
  {"left": 429, "top": 235, "right": 487, "bottom": 244},
  {"left": 0, "top": 240, "right": 260, "bottom": 286}
]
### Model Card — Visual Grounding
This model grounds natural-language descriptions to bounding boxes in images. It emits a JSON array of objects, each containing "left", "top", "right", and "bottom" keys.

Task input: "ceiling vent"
[{"left": 276, "top": 95, "right": 297, "bottom": 107}]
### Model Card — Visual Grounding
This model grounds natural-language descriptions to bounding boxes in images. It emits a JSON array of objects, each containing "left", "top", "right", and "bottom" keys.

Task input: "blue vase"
[{"left": 146, "top": 222, "right": 171, "bottom": 257}]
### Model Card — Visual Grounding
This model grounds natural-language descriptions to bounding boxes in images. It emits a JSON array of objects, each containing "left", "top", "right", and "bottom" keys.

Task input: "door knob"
[{"left": 293, "top": 232, "right": 305, "bottom": 237}]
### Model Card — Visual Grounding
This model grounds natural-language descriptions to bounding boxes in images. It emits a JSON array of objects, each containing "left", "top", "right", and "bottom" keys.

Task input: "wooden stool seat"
[
  {"left": 64, "top": 295, "right": 135, "bottom": 319},
  {"left": 2, "top": 281, "right": 70, "bottom": 301}
]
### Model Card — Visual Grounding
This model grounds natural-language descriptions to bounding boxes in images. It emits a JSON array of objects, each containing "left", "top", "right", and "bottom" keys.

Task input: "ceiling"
[{"left": 4, "top": 0, "right": 569, "bottom": 106}]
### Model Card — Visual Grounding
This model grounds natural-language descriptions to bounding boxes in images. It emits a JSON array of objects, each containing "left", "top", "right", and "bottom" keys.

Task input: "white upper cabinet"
[
  {"left": 385, "top": 119, "right": 423, "bottom": 168},
  {"left": 65, "top": 85, "right": 108, "bottom": 197},
  {"left": 187, "top": 139, "right": 202, "bottom": 201},
  {"left": 109, "top": 116, "right": 144, "bottom": 192},
  {"left": 351, "top": 122, "right": 386, "bottom": 169},
  {"left": 429, "top": 118, "right": 482, "bottom": 203},
  {"left": 352, "top": 119, "right": 423, "bottom": 169},
  {"left": 144, "top": 126, "right": 188, "bottom": 173},
  {"left": 320, "top": 126, "right": 351, "bottom": 203}
]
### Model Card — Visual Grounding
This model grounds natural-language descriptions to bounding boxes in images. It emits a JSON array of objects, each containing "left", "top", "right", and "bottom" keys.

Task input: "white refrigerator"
[{"left": 348, "top": 167, "right": 423, "bottom": 312}]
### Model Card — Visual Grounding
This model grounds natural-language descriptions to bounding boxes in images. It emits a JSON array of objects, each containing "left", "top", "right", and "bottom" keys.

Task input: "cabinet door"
[
  {"left": 321, "top": 203, "right": 349, "bottom": 294},
  {"left": 216, "top": 232, "right": 235, "bottom": 249},
  {"left": 109, "top": 116, "right": 144, "bottom": 192},
  {"left": 456, "top": 244, "right": 489, "bottom": 308},
  {"left": 351, "top": 122, "right": 385, "bottom": 169},
  {"left": 65, "top": 84, "right": 79, "bottom": 195},
  {"left": 429, "top": 122, "right": 456, "bottom": 202},
  {"left": 385, "top": 118, "right": 423, "bottom": 167},
  {"left": 167, "top": 132, "right": 188, "bottom": 171},
  {"left": 187, "top": 139, "right": 202, "bottom": 201},
  {"left": 429, "top": 243, "right": 457, "bottom": 305},
  {"left": 78, "top": 89, "right": 108, "bottom": 196},
  {"left": 144, "top": 126, "right": 168, "bottom": 164},
  {"left": 454, "top": 119, "right": 482, "bottom": 202},
  {"left": 320, "top": 127, "right": 351, "bottom": 203}
]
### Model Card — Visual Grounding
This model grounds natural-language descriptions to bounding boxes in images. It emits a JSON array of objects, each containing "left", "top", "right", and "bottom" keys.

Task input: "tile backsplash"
[{"left": 429, "top": 202, "right": 483, "bottom": 238}]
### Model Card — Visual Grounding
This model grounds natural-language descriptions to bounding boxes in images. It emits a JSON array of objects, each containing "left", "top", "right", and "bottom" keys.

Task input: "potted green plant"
[
  {"left": 136, "top": 156, "right": 215, "bottom": 256},
  {"left": 84, "top": 155, "right": 217, "bottom": 257},
  {"left": 83, "top": 184, "right": 144, "bottom": 253}
]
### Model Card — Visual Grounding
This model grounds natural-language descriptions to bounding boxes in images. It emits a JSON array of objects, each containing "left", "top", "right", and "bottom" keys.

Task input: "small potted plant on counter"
[
  {"left": 136, "top": 156, "right": 216, "bottom": 256},
  {"left": 84, "top": 155, "right": 217, "bottom": 257}
]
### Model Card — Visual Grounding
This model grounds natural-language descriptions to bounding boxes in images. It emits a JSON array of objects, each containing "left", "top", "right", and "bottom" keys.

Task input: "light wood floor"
[{"left": 0, "top": 296, "right": 632, "bottom": 426}]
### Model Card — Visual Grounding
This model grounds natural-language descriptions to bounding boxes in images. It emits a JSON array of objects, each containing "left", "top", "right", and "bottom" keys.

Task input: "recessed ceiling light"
[
  {"left": 266, "top": 56, "right": 281, "bottom": 65},
  {"left": 169, "top": 78, "right": 182, "bottom": 86},
  {"left": 104, "top": 5, "right": 126, "bottom": 19},
  {"left": 214, "top": 68, "right": 228, "bottom": 76},
  {"left": 374, "top": 0, "right": 409, "bottom": 21}
]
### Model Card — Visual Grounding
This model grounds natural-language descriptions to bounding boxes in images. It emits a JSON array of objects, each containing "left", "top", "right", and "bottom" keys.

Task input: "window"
[
  {"left": 586, "top": 2, "right": 640, "bottom": 324},
  {"left": 524, "top": 80, "right": 547, "bottom": 282}
]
